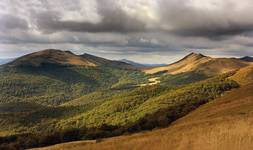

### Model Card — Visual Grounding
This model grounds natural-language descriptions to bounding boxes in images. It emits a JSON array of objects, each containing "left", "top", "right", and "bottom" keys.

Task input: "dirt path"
[{"left": 140, "top": 77, "right": 160, "bottom": 86}]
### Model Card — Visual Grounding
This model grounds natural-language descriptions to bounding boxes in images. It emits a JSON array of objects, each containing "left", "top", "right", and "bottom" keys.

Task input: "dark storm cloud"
[
  {"left": 0, "top": 14, "right": 28, "bottom": 31},
  {"left": 157, "top": 0, "right": 253, "bottom": 38},
  {"left": 26, "top": 0, "right": 253, "bottom": 41},
  {"left": 0, "top": 0, "right": 253, "bottom": 60},
  {"left": 170, "top": 23, "right": 253, "bottom": 39},
  {"left": 2, "top": 0, "right": 253, "bottom": 38},
  {"left": 33, "top": 0, "right": 146, "bottom": 33}
]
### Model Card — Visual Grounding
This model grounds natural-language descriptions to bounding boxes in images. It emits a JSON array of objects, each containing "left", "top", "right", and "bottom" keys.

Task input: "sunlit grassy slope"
[
  {"left": 144, "top": 52, "right": 250, "bottom": 76},
  {"left": 33, "top": 83, "right": 253, "bottom": 150},
  {"left": 230, "top": 65, "right": 253, "bottom": 85}
]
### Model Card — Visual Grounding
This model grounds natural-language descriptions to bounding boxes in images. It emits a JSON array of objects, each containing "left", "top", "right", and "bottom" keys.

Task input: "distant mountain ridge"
[
  {"left": 120, "top": 59, "right": 166, "bottom": 68},
  {"left": 240, "top": 56, "right": 253, "bottom": 62},
  {"left": 144, "top": 52, "right": 250, "bottom": 76},
  {"left": 0, "top": 58, "right": 14, "bottom": 65}
]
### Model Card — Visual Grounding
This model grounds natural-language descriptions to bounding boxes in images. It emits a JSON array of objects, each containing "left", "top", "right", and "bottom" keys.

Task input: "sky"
[{"left": 0, "top": 0, "right": 253, "bottom": 64}]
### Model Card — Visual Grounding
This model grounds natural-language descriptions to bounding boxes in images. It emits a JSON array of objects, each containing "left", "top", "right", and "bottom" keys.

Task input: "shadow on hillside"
[{"left": 13, "top": 64, "right": 97, "bottom": 85}]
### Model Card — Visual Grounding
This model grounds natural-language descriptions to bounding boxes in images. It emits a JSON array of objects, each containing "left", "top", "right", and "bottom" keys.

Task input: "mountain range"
[
  {"left": 120, "top": 59, "right": 166, "bottom": 68},
  {"left": 240, "top": 56, "right": 253, "bottom": 62},
  {"left": 0, "top": 49, "right": 252, "bottom": 150}
]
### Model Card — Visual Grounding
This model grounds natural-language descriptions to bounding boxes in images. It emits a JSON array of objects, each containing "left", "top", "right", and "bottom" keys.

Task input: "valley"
[
  {"left": 0, "top": 49, "right": 252, "bottom": 150},
  {"left": 35, "top": 83, "right": 253, "bottom": 150}
]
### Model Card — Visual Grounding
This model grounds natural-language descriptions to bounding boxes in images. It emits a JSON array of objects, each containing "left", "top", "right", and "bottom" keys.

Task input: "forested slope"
[
  {"left": 32, "top": 82, "right": 253, "bottom": 150},
  {"left": 0, "top": 72, "right": 239, "bottom": 149}
]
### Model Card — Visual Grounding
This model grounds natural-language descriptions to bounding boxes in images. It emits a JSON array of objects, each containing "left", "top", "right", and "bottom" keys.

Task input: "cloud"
[
  {"left": 157, "top": 0, "right": 253, "bottom": 38},
  {"left": 0, "top": 14, "right": 28, "bottom": 31},
  {"left": 0, "top": 0, "right": 253, "bottom": 62},
  {"left": 31, "top": 0, "right": 146, "bottom": 33}
]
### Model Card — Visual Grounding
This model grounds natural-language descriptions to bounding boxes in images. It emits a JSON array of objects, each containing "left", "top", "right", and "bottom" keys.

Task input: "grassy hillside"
[
  {"left": 0, "top": 49, "right": 144, "bottom": 105},
  {"left": 0, "top": 72, "right": 239, "bottom": 149},
  {"left": 0, "top": 65, "right": 147, "bottom": 106},
  {"left": 32, "top": 83, "right": 253, "bottom": 150},
  {"left": 144, "top": 53, "right": 250, "bottom": 76},
  {"left": 230, "top": 65, "right": 253, "bottom": 85}
]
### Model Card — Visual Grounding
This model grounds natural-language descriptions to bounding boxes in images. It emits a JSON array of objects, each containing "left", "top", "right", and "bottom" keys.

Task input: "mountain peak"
[
  {"left": 144, "top": 52, "right": 250, "bottom": 75},
  {"left": 184, "top": 52, "right": 206, "bottom": 59},
  {"left": 173, "top": 52, "right": 208, "bottom": 64},
  {"left": 240, "top": 56, "right": 253, "bottom": 62},
  {"left": 32, "top": 49, "right": 72, "bottom": 55},
  {"left": 6, "top": 49, "right": 135, "bottom": 69},
  {"left": 21, "top": 49, "right": 72, "bottom": 57},
  {"left": 7, "top": 49, "right": 97, "bottom": 67}
]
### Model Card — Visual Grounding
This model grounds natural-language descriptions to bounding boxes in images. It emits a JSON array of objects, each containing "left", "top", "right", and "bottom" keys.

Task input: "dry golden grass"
[
  {"left": 32, "top": 83, "right": 253, "bottom": 150},
  {"left": 230, "top": 65, "right": 253, "bottom": 85},
  {"left": 143, "top": 53, "right": 250, "bottom": 76},
  {"left": 143, "top": 53, "right": 212, "bottom": 74}
]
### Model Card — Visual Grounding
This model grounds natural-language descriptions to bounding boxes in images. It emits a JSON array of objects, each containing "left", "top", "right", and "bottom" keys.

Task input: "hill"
[
  {"left": 7, "top": 49, "right": 133, "bottom": 69},
  {"left": 0, "top": 49, "right": 147, "bottom": 105},
  {"left": 240, "top": 56, "right": 253, "bottom": 62},
  {"left": 230, "top": 65, "right": 253, "bottom": 85},
  {"left": 144, "top": 53, "right": 250, "bottom": 76},
  {"left": 7, "top": 49, "right": 96, "bottom": 67},
  {"left": 33, "top": 82, "right": 253, "bottom": 150}
]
